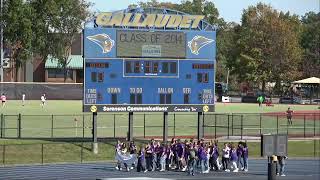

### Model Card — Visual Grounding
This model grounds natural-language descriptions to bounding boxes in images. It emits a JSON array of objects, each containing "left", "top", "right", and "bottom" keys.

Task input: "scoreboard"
[{"left": 83, "top": 9, "right": 216, "bottom": 112}]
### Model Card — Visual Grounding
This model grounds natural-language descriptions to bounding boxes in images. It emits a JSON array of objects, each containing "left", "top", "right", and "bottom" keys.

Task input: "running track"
[{"left": 0, "top": 159, "right": 319, "bottom": 180}]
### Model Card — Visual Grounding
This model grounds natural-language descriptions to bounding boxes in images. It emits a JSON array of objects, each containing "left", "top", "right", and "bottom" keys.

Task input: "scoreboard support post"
[
  {"left": 261, "top": 134, "right": 288, "bottom": 180},
  {"left": 128, "top": 112, "right": 133, "bottom": 141},
  {"left": 197, "top": 112, "right": 204, "bottom": 140},
  {"left": 163, "top": 112, "right": 168, "bottom": 143},
  {"left": 92, "top": 112, "right": 98, "bottom": 154}
]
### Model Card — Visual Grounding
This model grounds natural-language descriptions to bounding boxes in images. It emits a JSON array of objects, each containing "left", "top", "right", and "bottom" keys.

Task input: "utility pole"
[{"left": 0, "top": 0, "right": 3, "bottom": 82}]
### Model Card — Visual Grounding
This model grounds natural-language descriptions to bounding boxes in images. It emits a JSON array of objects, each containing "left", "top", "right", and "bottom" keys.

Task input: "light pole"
[{"left": 0, "top": 0, "right": 3, "bottom": 82}]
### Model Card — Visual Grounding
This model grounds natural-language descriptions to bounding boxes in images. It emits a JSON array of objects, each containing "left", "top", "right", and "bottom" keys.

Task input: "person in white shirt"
[
  {"left": 22, "top": 94, "right": 25, "bottom": 106},
  {"left": 41, "top": 94, "right": 46, "bottom": 108},
  {"left": 222, "top": 143, "right": 231, "bottom": 172}
]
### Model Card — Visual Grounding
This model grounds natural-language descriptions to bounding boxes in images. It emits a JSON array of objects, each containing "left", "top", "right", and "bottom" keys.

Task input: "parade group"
[{"left": 114, "top": 138, "right": 248, "bottom": 176}]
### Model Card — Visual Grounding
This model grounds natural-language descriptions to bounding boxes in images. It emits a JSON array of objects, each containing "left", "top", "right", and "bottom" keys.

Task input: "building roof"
[
  {"left": 293, "top": 77, "right": 320, "bottom": 84},
  {"left": 45, "top": 55, "right": 83, "bottom": 69}
]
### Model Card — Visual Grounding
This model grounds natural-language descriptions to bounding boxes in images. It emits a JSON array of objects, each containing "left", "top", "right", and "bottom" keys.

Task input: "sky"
[{"left": 89, "top": 0, "right": 319, "bottom": 23}]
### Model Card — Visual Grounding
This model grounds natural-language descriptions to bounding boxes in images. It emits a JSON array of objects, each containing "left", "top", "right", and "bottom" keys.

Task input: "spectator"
[
  {"left": 242, "top": 142, "right": 249, "bottom": 172},
  {"left": 276, "top": 156, "right": 287, "bottom": 176},
  {"left": 1, "top": 93, "right": 6, "bottom": 107},
  {"left": 222, "top": 143, "right": 230, "bottom": 172},
  {"left": 236, "top": 142, "right": 243, "bottom": 170},
  {"left": 137, "top": 146, "right": 147, "bottom": 173},
  {"left": 41, "top": 94, "right": 46, "bottom": 108},
  {"left": 187, "top": 143, "right": 197, "bottom": 176},
  {"left": 286, "top": 107, "right": 294, "bottom": 125},
  {"left": 230, "top": 144, "right": 239, "bottom": 172},
  {"left": 22, "top": 93, "right": 26, "bottom": 106},
  {"left": 257, "top": 95, "right": 264, "bottom": 107}
]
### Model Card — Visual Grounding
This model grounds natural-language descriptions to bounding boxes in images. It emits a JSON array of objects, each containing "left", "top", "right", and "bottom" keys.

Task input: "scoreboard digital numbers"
[{"left": 83, "top": 9, "right": 216, "bottom": 112}]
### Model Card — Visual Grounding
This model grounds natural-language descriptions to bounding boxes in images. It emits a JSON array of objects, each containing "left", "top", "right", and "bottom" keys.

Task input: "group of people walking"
[{"left": 114, "top": 138, "right": 249, "bottom": 176}]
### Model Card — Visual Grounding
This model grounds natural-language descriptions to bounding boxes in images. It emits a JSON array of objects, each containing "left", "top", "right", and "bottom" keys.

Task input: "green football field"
[
  {"left": 0, "top": 100, "right": 319, "bottom": 114},
  {"left": 0, "top": 101, "right": 319, "bottom": 165},
  {"left": 0, "top": 100, "right": 319, "bottom": 138}
]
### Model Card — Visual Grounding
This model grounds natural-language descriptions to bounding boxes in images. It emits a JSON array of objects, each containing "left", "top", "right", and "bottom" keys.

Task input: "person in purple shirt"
[
  {"left": 198, "top": 143, "right": 207, "bottom": 173},
  {"left": 236, "top": 142, "right": 244, "bottom": 170},
  {"left": 242, "top": 142, "right": 249, "bottom": 171},
  {"left": 145, "top": 143, "right": 153, "bottom": 171},
  {"left": 170, "top": 139, "right": 177, "bottom": 169},
  {"left": 165, "top": 144, "right": 172, "bottom": 170},
  {"left": 230, "top": 145, "right": 239, "bottom": 172},
  {"left": 210, "top": 141, "right": 220, "bottom": 171},
  {"left": 155, "top": 141, "right": 162, "bottom": 170},
  {"left": 137, "top": 146, "right": 147, "bottom": 172},
  {"left": 176, "top": 139, "right": 186, "bottom": 171}
]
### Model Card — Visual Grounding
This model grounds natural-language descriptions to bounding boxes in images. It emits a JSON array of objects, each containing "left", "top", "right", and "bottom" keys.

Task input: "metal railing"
[
  {"left": 0, "top": 113, "right": 319, "bottom": 139},
  {"left": 203, "top": 113, "right": 320, "bottom": 139}
]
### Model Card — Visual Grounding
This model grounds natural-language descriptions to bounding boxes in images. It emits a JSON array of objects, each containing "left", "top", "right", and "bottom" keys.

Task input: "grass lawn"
[{"left": 0, "top": 139, "right": 318, "bottom": 166}]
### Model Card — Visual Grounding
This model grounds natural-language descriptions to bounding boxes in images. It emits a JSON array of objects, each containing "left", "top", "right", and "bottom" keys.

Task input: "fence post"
[
  {"left": 304, "top": 115, "right": 306, "bottom": 138},
  {"left": 276, "top": 115, "right": 279, "bottom": 135},
  {"left": 197, "top": 112, "right": 204, "bottom": 140},
  {"left": 113, "top": 114, "right": 116, "bottom": 138},
  {"left": 259, "top": 114, "right": 262, "bottom": 135},
  {"left": 18, "top": 114, "right": 21, "bottom": 138},
  {"left": 128, "top": 112, "right": 133, "bottom": 142},
  {"left": 227, "top": 114, "right": 230, "bottom": 139},
  {"left": 41, "top": 144, "right": 44, "bottom": 165},
  {"left": 173, "top": 113, "right": 176, "bottom": 137},
  {"left": 231, "top": 114, "right": 234, "bottom": 136},
  {"left": 314, "top": 114, "right": 316, "bottom": 137},
  {"left": 2, "top": 145, "right": 5, "bottom": 166},
  {"left": 81, "top": 142, "right": 83, "bottom": 163},
  {"left": 314, "top": 139, "right": 316, "bottom": 157},
  {"left": 287, "top": 116, "right": 289, "bottom": 135},
  {"left": 82, "top": 114, "right": 85, "bottom": 138},
  {"left": 143, "top": 114, "right": 146, "bottom": 138},
  {"left": 51, "top": 115, "right": 54, "bottom": 138},
  {"left": 1, "top": 114, "right": 3, "bottom": 138},
  {"left": 163, "top": 112, "right": 168, "bottom": 143},
  {"left": 202, "top": 113, "right": 205, "bottom": 138},
  {"left": 241, "top": 115, "right": 243, "bottom": 140},
  {"left": 1, "top": 114, "right": 5, "bottom": 138},
  {"left": 214, "top": 114, "right": 217, "bottom": 139}
]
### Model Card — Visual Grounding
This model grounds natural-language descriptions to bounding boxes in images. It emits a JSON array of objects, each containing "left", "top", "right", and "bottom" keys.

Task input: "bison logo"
[
  {"left": 87, "top": 34, "right": 115, "bottom": 53},
  {"left": 188, "top": 35, "right": 214, "bottom": 55}
]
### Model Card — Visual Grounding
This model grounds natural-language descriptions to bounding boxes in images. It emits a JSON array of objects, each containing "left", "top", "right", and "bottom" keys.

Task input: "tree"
[
  {"left": 29, "top": 0, "right": 60, "bottom": 66},
  {"left": 30, "top": 0, "right": 90, "bottom": 82},
  {"left": 130, "top": 0, "right": 230, "bottom": 82},
  {"left": 2, "top": 0, "right": 33, "bottom": 81},
  {"left": 134, "top": 0, "right": 179, "bottom": 9},
  {"left": 231, "top": 3, "right": 303, "bottom": 92},
  {"left": 217, "top": 22, "right": 240, "bottom": 84},
  {"left": 300, "top": 12, "right": 320, "bottom": 77}
]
